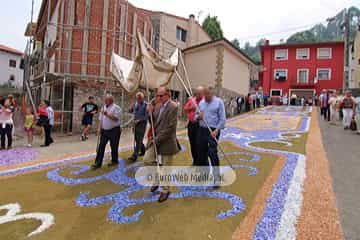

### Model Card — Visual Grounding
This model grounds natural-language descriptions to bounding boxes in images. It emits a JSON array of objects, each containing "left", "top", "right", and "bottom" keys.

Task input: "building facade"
[
  {"left": 0, "top": 44, "right": 24, "bottom": 89},
  {"left": 27, "top": 0, "right": 210, "bottom": 131},
  {"left": 183, "top": 38, "right": 257, "bottom": 100},
  {"left": 260, "top": 41, "right": 344, "bottom": 99},
  {"left": 350, "top": 26, "right": 360, "bottom": 89},
  {"left": 145, "top": 11, "right": 211, "bottom": 92}
]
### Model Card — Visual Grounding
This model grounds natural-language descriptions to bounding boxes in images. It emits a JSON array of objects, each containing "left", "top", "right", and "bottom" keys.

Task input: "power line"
[{"left": 236, "top": 20, "right": 328, "bottom": 41}]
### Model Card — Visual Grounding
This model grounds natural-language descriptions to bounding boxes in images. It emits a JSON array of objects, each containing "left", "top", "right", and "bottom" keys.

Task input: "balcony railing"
[{"left": 290, "top": 77, "right": 315, "bottom": 87}]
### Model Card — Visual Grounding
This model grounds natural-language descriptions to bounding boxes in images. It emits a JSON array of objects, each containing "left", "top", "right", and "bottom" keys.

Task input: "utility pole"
[
  {"left": 327, "top": 9, "right": 352, "bottom": 92},
  {"left": 343, "top": 9, "right": 350, "bottom": 91}
]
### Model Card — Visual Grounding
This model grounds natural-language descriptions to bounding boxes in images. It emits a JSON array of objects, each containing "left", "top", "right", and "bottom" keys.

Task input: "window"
[
  {"left": 317, "top": 48, "right": 332, "bottom": 59},
  {"left": 20, "top": 59, "right": 25, "bottom": 69},
  {"left": 274, "top": 49, "right": 288, "bottom": 60},
  {"left": 9, "top": 75, "right": 15, "bottom": 81},
  {"left": 296, "top": 48, "right": 310, "bottom": 59},
  {"left": 274, "top": 69, "right": 288, "bottom": 81},
  {"left": 271, "top": 89, "right": 282, "bottom": 96},
  {"left": 176, "top": 26, "right": 187, "bottom": 42},
  {"left": 317, "top": 69, "right": 331, "bottom": 80},
  {"left": 297, "top": 69, "right": 309, "bottom": 83},
  {"left": 9, "top": 59, "right": 16, "bottom": 68}
]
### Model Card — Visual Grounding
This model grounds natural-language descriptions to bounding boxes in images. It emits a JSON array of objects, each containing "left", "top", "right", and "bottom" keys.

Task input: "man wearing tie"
[
  {"left": 197, "top": 86, "right": 226, "bottom": 188},
  {"left": 92, "top": 94, "right": 122, "bottom": 169},
  {"left": 144, "top": 87, "right": 180, "bottom": 202}
]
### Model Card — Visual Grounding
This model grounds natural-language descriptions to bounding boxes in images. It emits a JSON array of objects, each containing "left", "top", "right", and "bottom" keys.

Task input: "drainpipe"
[{"left": 269, "top": 47, "right": 272, "bottom": 96}]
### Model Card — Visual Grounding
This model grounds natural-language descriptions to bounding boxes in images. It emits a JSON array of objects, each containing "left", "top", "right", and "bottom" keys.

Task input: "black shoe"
[
  {"left": 107, "top": 162, "right": 119, "bottom": 167},
  {"left": 212, "top": 185, "right": 220, "bottom": 190},
  {"left": 158, "top": 192, "right": 170, "bottom": 203},
  {"left": 128, "top": 156, "right": 137, "bottom": 162},
  {"left": 7, "top": 146, "right": 12, "bottom": 150},
  {"left": 139, "top": 151, "right": 145, "bottom": 157},
  {"left": 91, "top": 164, "right": 101, "bottom": 170},
  {"left": 150, "top": 185, "right": 159, "bottom": 193}
]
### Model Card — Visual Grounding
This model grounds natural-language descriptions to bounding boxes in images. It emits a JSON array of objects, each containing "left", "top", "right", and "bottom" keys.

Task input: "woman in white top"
[{"left": 0, "top": 99, "right": 14, "bottom": 150}]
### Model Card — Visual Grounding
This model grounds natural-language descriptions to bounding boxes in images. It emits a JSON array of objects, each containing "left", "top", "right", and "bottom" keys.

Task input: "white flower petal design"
[
  {"left": 0, "top": 203, "right": 55, "bottom": 237},
  {"left": 275, "top": 155, "right": 306, "bottom": 240}
]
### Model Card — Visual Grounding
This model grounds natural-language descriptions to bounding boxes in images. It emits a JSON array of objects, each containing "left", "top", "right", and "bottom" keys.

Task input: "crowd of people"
[
  {"left": 89, "top": 86, "right": 226, "bottom": 203},
  {"left": 2, "top": 86, "right": 359, "bottom": 202},
  {"left": 318, "top": 89, "right": 360, "bottom": 134},
  {"left": 0, "top": 95, "right": 55, "bottom": 150},
  {"left": 226, "top": 92, "right": 268, "bottom": 117}
]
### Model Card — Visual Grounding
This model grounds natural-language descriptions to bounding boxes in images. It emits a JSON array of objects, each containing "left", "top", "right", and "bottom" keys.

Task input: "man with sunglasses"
[{"left": 145, "top": 87, "right": 180, "bottom": 203}]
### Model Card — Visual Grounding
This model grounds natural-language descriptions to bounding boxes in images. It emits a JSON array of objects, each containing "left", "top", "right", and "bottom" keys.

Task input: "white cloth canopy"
[{"left": 110, "top": 31, "right": 179, "bottom": 93}]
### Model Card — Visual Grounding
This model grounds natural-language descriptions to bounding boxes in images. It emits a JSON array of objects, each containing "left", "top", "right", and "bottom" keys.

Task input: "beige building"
[
  {"left": 150, "top": 13, "right": 211, "bottom": 57},
  {"left": 147, "top": 12, "right": 211, "bottom": 93},
  {"left": 183, "top": 38, "right": 258, "bottom": 99},
  {"left": 350, "top": 26, "right": 360, "bottom": 89}
]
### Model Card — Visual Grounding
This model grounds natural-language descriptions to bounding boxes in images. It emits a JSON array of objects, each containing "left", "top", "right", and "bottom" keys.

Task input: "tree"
[
  {"left": 287, "top": 30, "right": 317, "bottom": 44},
  {"left": 231, "top": 39, "right": 240, "bottom": 49},
  {"left": 202, "top": 15, "right": 224, "bottom": 40},
  {"left": 285, "top": 6, "right": 360, "bottom": 44}
]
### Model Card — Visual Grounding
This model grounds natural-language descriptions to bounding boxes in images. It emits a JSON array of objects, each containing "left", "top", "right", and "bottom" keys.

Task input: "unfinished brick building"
[
  {"left": 26, "top": 0, "right": 210, "bottom": 132},
  {"left": 27, "top": 0, "right": 154, "bottom": 132}
]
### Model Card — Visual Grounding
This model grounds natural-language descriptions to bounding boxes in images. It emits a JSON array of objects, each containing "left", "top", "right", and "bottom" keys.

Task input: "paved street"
[
  {"left": 319, "top": 113, "right": 360, "bottom": 240},
  {"left": 12, "top": 128, "right": 135, "bottom": 161}
]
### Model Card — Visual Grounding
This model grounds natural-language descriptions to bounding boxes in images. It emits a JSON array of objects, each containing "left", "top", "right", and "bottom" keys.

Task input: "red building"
[{"left": 259, "top": 41, "right": 344, "bottom": 99}]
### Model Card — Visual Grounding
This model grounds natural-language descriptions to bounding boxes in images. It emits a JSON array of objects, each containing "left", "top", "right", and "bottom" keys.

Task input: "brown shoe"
[
  {"left": 91, "top": 164, "right": 101, "bottom": 170},
  {"left": 107, "top": 162, "right": 119, "bottom": 167},
  {"left": 150, "top": 185, "right": 159, "bottom": 193},
  {"left": 158, "top": 192, "right": 170, "bottom": 203}
]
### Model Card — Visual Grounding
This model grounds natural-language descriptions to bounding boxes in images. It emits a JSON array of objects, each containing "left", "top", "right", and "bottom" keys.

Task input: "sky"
[{"left": 0, "top": 0, "right": 358, "bottom": 52}]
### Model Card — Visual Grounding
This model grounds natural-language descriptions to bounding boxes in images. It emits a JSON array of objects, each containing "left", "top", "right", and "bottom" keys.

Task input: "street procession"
[{"left": 0, "top": 0, "right": 360, "bottom": 239}]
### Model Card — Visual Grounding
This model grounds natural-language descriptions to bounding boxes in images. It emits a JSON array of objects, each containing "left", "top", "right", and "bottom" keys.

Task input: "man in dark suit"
[{"left": 144, "top": 86, "right": 180, "bottom": 203}]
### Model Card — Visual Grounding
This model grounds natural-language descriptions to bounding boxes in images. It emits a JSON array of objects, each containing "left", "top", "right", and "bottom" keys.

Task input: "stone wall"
[{"left": 72, "top": 85, "right": 134, "bottom": 133}]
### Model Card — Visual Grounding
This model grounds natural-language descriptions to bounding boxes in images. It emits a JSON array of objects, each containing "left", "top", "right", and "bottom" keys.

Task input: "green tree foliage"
[
  {"left": 237, "top": 38, "right": 266, "bottom": 63},
  {"left": 231, "top": 39, "right": 240, "bottom": 49},
  {"left": 202, "top": 15, "right": 224, "bottom": 40},
  {"left": 237, "top": 6, "right": 359, "bottom": 62},
  {"left": 287, "top": 6, "right": 360, "bottom": 43},
  {"left": 286, "top": 30, "right": 317, "bottom": 43}
]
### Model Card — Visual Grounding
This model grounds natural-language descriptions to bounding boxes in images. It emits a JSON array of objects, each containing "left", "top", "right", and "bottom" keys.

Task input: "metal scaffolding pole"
[
  {"left": 61, "top": 76, "right": 66, "bottom": 133},
  {"left": 27, "top": 0, "right": 154, "bottom": 133}
]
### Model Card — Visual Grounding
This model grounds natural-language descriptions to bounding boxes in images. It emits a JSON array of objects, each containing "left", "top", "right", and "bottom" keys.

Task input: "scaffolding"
[{"left": 24, "top": 0, "right": 157, "bottom": 133}]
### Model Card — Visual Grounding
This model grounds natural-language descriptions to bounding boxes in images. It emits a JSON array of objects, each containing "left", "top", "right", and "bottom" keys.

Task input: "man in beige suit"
[{"left": 144, "top": 86, "right": 180, "bottom": 203}]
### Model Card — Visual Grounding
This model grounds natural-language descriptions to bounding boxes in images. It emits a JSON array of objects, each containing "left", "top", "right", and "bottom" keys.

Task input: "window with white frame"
[
  {"left": 176, "top": 26, "right": 187, "bottom": 42},
  {"left": 317, "top": 48, "right": 332, "bottom": 59},
  {"left": 297, "top": 69, "right": 309, "bottom": 83},
  {"left": 296, "top": 48, "right": 310, "bottom": 59},
  {"left": 275, "top": 49, "right": 288, "bottom": 60},
  {"left": 274, "top": 69, "right": 288, "bottom": 81},
  {"left": 317, "top": 68, "right": 331, "bottom": 80}
]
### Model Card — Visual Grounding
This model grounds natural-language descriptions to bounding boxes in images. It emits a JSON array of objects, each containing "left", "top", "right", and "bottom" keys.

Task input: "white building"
[{"left": 0, "top": 44, "right": 24, "bottom": 88}]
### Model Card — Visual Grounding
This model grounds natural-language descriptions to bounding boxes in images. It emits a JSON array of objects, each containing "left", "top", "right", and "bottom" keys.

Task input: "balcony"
[{"left": 290, "top": 77, "right": 315, "bottom": 88}]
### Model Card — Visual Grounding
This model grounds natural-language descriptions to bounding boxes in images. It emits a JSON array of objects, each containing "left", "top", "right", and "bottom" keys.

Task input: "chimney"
[
  {"left": 264, "top": 40, "right": 270, "bottom": 46},
  {"left": 189, "top": 14, "right": 195, "bottom": 20}
]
